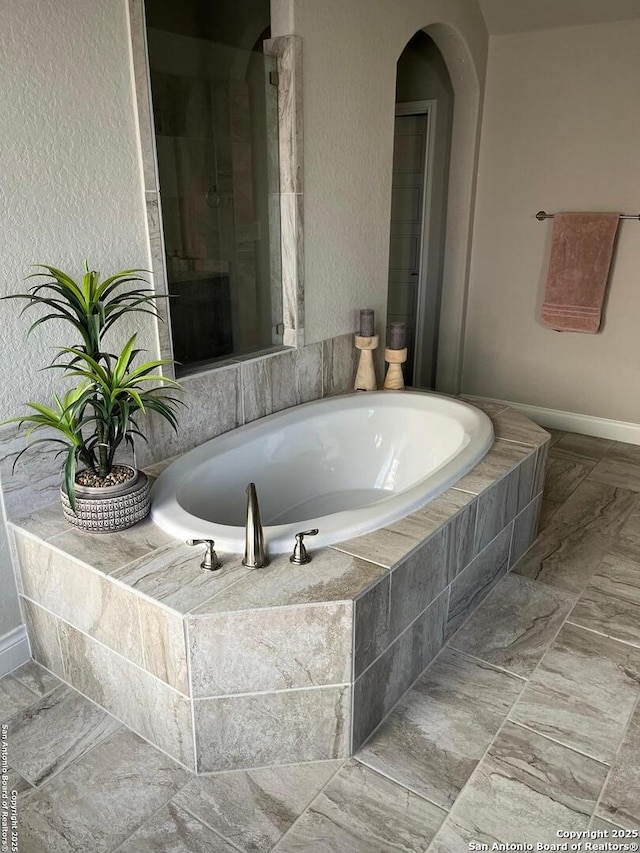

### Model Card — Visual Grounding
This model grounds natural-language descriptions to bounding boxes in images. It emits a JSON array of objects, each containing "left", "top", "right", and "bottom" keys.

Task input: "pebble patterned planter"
[{"left": 60, "top": 466, "right": 150, "bottom": 532}]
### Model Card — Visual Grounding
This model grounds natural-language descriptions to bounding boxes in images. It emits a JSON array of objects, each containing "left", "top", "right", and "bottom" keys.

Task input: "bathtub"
[{"left": 150, "top": 390, "right": 494, "bottom": 553}]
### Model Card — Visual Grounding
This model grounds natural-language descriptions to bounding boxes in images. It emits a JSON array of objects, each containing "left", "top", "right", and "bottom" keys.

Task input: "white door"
[{"left": 386, "top": 102, "right": 435, "bottom": 388}]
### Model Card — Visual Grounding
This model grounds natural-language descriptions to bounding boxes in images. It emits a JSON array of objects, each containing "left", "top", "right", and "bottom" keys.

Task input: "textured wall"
[
  {"left": 270, "top": 0, "right": 488, "bottom": 356},
  {"left": 0, "top": 0, "right": 155, "bottom": 421},
  {"left": 463, "top": 21, "right": 640, "bottom": 421},
  {"left": 0, "top": 0, "right": 155, "bottom": 640}
]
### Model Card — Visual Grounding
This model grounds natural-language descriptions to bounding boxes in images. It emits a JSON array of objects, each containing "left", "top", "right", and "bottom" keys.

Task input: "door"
[{"left": 386, "top": 102, "right": 435, "bottom": 388}]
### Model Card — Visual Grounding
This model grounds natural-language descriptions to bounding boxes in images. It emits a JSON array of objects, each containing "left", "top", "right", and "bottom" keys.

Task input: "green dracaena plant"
[{"left": 4, "top": 264, "right": 183, "bottom": 511}]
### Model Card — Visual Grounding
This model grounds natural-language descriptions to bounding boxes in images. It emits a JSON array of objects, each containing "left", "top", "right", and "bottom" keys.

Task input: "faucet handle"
[
  {"left": 187, "top": 539, "right": 222, "bottom": 572},
  {"left": 290, "top": 529, "right": 319, "bottom": 565}
]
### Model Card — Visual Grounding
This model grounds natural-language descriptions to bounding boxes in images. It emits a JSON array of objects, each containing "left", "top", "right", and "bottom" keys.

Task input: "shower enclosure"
[{"left": 145, "top": 21, "right": 282, "bottom": 374}]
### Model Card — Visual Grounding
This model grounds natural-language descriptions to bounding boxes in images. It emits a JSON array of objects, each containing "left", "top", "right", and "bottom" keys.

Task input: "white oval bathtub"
[{"left": 150, "top": 390, "right": 493, "bottom": 554}]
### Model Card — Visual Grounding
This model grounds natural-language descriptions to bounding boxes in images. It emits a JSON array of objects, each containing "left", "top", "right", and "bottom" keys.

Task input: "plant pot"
[{"left": 60, "top": 465, "right": 151, "bottom": 533}]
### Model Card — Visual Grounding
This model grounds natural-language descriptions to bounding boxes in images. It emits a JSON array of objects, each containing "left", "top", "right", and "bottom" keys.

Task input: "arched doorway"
[{"left": 386, "top": 31, "right": 453, "bottom": 389}]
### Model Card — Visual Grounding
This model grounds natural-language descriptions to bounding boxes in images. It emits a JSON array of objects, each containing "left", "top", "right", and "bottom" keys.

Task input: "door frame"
[{"left": 393, "top": 99, "right": 437, "bottom": 387}]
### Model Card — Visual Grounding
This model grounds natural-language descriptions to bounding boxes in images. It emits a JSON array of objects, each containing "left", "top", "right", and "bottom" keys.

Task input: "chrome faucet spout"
[{"left": 242, "top": 482, "right": 269, "bottom": 568}]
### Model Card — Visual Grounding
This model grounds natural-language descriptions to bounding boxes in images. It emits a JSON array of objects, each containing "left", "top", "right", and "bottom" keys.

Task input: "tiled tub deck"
[{"left": 9, "top": 403, "right": 550, "bottom": 774}]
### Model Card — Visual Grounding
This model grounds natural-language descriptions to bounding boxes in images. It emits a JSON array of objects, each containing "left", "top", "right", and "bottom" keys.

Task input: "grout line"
[
  {"left": 20, "top": 595, "right": 189, "bottom": 699},
  {"left": 268, "top": 759, "right": 347, "bottom": 849},
  {"left": 354, "top": 587, "right": 452, "bottom": 754},
  {"left": 354, "top": 585, "right": 449, "bottom": 685},
  {"left": 192, "top": 681, "right": 352, "bottom": 702},
  {"left": 564, "top": 619, "right": 640, "bottom": 652},
  {"left": 590, "top": 692, "right": 640, "bottom": 826},
  {"left": 353, "top": 755, "right": 450, "bottom": 815},
  {"left": 171, "top": 802, "right": 247, "bottom": 853},
  {"left": 444, "top": 646, "right": 528, "bottom": 682},
  {"left": 108, "top": 780, "right": 197, "bottom": 853},
  {"left": 506, "top": 719, "right": 610, "bottom": 767},
  {"left": 185, "top": 618, "right": 198, "bottom": 771}
]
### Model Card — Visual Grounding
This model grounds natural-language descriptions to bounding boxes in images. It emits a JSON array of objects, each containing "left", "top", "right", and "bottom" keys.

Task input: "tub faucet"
[{"left": 242, "top": 482, "right": 269, "bottom": 568}]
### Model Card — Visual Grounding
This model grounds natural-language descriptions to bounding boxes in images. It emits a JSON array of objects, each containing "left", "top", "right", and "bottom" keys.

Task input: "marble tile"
[
  {"left": 16, "top": 533, "right": 145, "bottom": 667},
  {"left": 357, "top": 648, "right": 523, "bottom": 809},
  {"left": 10, "top": 501, "right": 66, "bottom": 541},
  {"left": 567, "top": 553, "right": 640, "bottom": 648},
  {"left": 436, "top": 491, "right": 478, "bottom": 578},
  {"left": 450, "top": 574, "right": 575, "bottom": 677},
  {"left": 533, "top": 440, "right": 549, "bottom": 497},
  {"left": 554, "top": 432, "right": 615, "bottom": 461},
  {"left": 539, "top": 497, "right": 561, "bottom": 530},
  {"left": 0, "top": 422, "right": 64, "bottom": 519},
  {"left": 510, "top": 494, "right": 543, "bottom": 566},
  {"left": 552, "top": 480, "right": 637, "bottom": 536},
  {"left": 429, "top": 721, "right": 608, "bottom": 849},
  {"left": 589, "top": 455, "right": 640, "bottom": 492},
  {"left": 6, "top": 684, "right": 120, "bottom": 786},
  {"left": 241, "top": 344, "right": 322, "bottom": 423},
  {"left": 174, "top": 760, "right": 341, "bottom": 853},
  {"left": 354, "top": 575, "right": 390, "bottom": 678},
  {"left": 605, "top": 442, "right": 640, "bottom": 465},
  {"left": 116, "top": 802, "right": 238, "bottom": 852},
  {"left": 332, "top": 515, "right": 434, "bottom": 570},
  {"left": 352, "top": 590, "right": 448, "bottom": 750},
  {"left": 144, "top": 365, "right": 242, "bottom": 464},
  {"left": 112, "top": 542, "right": 250, "bottom": 615},
  {"left": 194, "top": 685, "right": 350, "bottom": 772},
  {"left": 46, "top": 516, "right": 174, "bottom": 575},
  {"left": 453, "top": 440, "right": 533, "bottom": 496},
  {"left": 388, "top": 528, "right": 448, "bottom": 639},
  {"left": 273, "top": 760, "right": 445, "bottom": 852},
  {"left": 543, "top": 449, "right": 594, "bottom": 503},
  {"left": 336, "top": 492, "right": 476, "bottom": 574},
  {"left": 513, "top": 521, "right": 614, "bottom": 595},
  {"left": 266, "top": 35, "right": 303, "bottom": 196},
  {"left": 509, "top": 623, "right": 640, "bottom": 763},
  {"left": 596, "top": 701, "right": 640, "bottom": 830},
  {"left": 20, "top": 597, "right": 65, "bottom": 678},
  {"left": 322, "top": 333, "right": 359, "bottom": 397},
  {"left": 0, "top": 674, "right": 38, "bottom": 722},
  {"left": 547, "top": 428, "right": 566, "bottom": 447},
  {"left": 128, "top": 0, "right": 159, "bottom": 192},
  {"left": 142, "top": 453, "right": 181, "bottom": 479},
  {"left": 58, "top": 621, "right": 195, "bottom": 769},
  {"left": 279, "top": 193, "right": 304, "bottom": 339},
  {"left": 18, "top": 726, "right": 189, "bottom": 853},
  {"left": 189, "top": 602, "right": 352, "bottom": 696},
  {"left": 589, "top": 816, "right": 627, "bottom": 833},
  {"left": 457, "top": 395, "right": 509, "bottom": 417},
  {"left": 6, "top": 766, "right": 32, "bottom": 798},
  {"left": 474, "top": 475, "right": 515, "bottom": 553},
  {"left": 446, "top": 524, "right": 512, "bottom": 639},
  {"left": 192, "top": 548, "right": 387, "bottom": 612},
  {"left": 9, "top": 660, "right": 61, "bottom": 698},
  {"left": 332, "top": 489, "right": 477, "bottom": 578},
  {"left": 137, "top": 597, "right": 188, "bottom": 694},
  {"left": 490, "top": 409, "right": 550, "bottom": 448}
]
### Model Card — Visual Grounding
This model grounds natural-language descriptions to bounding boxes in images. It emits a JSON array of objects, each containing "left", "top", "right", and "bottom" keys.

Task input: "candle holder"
[
  {"left": 383, "top": 347, "right": 407, "bottom": 391},
  {"left": 354, "top": 334, "right": 379, "bottom": 391}
]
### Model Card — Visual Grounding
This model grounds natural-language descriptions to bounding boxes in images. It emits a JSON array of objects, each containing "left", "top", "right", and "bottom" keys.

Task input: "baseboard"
[
  {"left": 467, "top": 396, "right": 640, "bottom": 446},
  {"left": 0, "top": 624, "right": 30, "bottom": 677}
]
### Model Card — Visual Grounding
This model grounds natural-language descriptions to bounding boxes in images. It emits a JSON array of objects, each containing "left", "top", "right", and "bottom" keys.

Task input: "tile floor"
[{"left": 3, "top": 429, "right": 640, "bottom": 851}]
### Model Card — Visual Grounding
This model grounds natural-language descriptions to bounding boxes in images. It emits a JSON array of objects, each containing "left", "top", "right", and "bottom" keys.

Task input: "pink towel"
[{"left": 541, "top": 212, "right": 620, "bottom": 333}]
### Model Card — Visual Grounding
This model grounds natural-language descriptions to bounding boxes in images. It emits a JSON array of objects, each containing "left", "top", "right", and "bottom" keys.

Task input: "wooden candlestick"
[
  {"left": 354, "top": 334, "right": 379, "bottom": 391},
  {"left": 383, "top": 347, "right": 407, "bottom": 390}
]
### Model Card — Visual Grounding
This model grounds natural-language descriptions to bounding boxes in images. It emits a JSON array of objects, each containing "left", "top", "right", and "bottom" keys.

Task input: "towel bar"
[{"left": 536, "top": 210, "right": 640, "bottom": 221}]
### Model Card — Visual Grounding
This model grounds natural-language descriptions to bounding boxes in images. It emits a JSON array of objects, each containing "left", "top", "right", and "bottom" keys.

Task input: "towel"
[{"left": 541, "top": 212, "right": 620, "bottom": 333}]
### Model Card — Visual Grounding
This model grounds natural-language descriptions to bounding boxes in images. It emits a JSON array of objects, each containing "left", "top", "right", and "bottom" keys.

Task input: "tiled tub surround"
[{"left": 10, "top": 403, "right": 549, "bottom": 773}]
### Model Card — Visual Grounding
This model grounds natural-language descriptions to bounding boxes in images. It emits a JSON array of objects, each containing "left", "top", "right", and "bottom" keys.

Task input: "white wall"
[
  {"left": 463, "top": 20, "right": 640, "bottom": 422},
  {"left": 271, "top": 0, "right": 488, "bottom": 356},
  {"left": 0, "top": 0, "right": 156, "bottom": 422}
]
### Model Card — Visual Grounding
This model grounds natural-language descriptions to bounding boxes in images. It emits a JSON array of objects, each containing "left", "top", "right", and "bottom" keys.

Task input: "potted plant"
[{"left": 4, "top": 263, "right": 182, "bottom": 532}]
